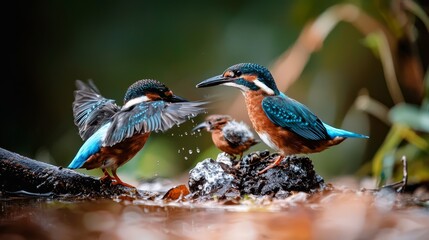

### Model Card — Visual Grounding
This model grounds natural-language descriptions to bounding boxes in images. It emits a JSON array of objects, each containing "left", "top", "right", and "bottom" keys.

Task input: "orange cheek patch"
[
  {"left": 243, "top": 75, "right": 257, "bottom": 82},
  {"left": 146, "top": 93, "right": 161, "bottom": 100}
]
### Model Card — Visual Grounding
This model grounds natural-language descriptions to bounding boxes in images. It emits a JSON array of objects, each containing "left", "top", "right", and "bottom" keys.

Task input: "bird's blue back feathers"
[
  {"left": 322, "top": 123, "right": 368, "bottom": 139},
  {"left": 68, "top": 123, "right": 110, "bottom": 169},
  {"left": 264, "top": 93, "right": 368, "bottom": 140},
  {"left": 262, "top": 93, "right": 331, "bottom": 141}
]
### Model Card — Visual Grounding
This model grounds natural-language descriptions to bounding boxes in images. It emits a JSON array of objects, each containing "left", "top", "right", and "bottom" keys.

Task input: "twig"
[
  {"left": 374, "top": 31, "right": 405, "bottom": 104},
  {"left": 361, "top": 155, "right": 408, "bottom": 193},
  {"left": 381, "top": 155, "right": 408, "bottom": 193},
  {"left": 354, "top": 89, "right": 391, "bottom": 125}
]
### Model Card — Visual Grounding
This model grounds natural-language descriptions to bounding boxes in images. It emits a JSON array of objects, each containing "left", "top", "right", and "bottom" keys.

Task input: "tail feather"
[
  {"left": 68, "top": 123, "right": 109, "bottom": 169},
  {"left": 323, "top": 123, "right": 369, "bottom": 139}
]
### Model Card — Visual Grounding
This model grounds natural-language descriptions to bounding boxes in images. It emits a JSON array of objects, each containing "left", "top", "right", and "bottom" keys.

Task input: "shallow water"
[{"left": 1, "top": 187, "right": 429, "bottom": 240}]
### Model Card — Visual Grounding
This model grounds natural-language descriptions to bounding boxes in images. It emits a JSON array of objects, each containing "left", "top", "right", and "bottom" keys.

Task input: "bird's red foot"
[
  {"left": 100, "top": 169, "right": 114, "bottom": 182},
  {"left": 258, "top": 155, "right": 284, "bottom": 175},
  {"left": 111, "top": 179, "right": 135, "bottom": 188},
  {"left": 111, "top": 169, "right": 135, "bottom": 188}
]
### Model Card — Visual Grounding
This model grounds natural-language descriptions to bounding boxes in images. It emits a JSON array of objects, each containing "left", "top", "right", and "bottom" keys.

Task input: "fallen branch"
[{"left": 0, "top": 147, "right": 156, "bottom": 199}]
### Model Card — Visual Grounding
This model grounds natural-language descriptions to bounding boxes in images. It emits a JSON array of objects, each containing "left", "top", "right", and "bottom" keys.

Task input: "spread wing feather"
[
  {"left": 103, "top": 101, "right": 206, "bottom": 146},
  {"left": 73, "top": 80, "right": 120, "bottom": 141}
]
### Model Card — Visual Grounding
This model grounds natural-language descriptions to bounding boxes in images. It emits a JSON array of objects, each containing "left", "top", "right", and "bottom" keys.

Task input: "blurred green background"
[{"left": 2, "top": 0, "right": 428, "bottom": 182}]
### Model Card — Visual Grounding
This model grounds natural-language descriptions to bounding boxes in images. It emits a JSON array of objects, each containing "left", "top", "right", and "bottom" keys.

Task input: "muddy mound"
[{"left": 188, "top": 151, "right": 325, "bottom": 199}]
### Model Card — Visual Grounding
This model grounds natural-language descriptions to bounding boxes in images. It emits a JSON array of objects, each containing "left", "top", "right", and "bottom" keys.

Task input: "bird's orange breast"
[
  {"left": 211, "top": 130, "right": 242, "bottom": 155},
  {"left": 82, "top": 132, "right": 151, "bottom": 170}
]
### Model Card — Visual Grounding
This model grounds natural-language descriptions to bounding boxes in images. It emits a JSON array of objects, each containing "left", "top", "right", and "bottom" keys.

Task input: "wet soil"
[{"left": 188, "top": 151, "right": 325, "bottom": 199}]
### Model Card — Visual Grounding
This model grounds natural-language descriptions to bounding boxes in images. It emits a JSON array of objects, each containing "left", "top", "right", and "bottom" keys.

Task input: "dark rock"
[
  {"left": 188, "top": 151, "right": 325, "bottom": 199},
  {"left": 240, "top": 154, "right": 325, "bottom": 195}
]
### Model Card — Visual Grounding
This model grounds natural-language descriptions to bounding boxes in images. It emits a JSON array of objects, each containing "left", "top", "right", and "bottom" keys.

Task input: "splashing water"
[
  {"left": 196, "top": 147, "right": 200, "bottom": 153},
  {"left": 188, "top": 150, "right": 193, "bottom": 155},
  {"left": 184, "top": 157, "right": 188, "bottom": 160}
]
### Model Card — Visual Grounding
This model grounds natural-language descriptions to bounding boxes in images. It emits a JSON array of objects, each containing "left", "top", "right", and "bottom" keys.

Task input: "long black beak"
[
  {"left": 192, "top": 122, "right": 209, "bottom": 132},
  {"left": 196, "top": 75, "right": 235, "bottom": 88},
  {"left": 169, "top": 94, "right": 189, "bottom": 103}
]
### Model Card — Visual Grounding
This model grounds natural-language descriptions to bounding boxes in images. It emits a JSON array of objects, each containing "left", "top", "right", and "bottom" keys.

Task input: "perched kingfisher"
[
  {"left": 192, "top": 114, "right": 259, "bottom": 159},
  {"left": 196, "top": 63, "right": 368, "bottom": 174},
  {"left": 68, "top": 79, "right": 205, "bottom": 187}
]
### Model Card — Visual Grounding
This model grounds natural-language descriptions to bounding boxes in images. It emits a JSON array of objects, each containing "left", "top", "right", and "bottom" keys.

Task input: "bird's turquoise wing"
[
  {"left": 261, "top": 95, "right": 330, "bottom": 141},
  {"left": 103, "top": 101, "right": 205, "bottom": 146},
  {"left": 73, "top": 80, "right": 120, "bottom": 141}
]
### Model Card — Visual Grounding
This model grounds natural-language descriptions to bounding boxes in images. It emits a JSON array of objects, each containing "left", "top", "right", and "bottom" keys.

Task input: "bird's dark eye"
[
  {"left": 234, "top": 70, "right": 241, "bottom": 76},
  {"left": 207, "top": 121, "right": 212, "bottom": 125}
]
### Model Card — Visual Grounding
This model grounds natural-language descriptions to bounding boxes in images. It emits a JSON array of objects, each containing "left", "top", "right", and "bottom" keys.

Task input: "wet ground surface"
[{"left": 1, "top": 179, "right": 429, "bottom": 240}]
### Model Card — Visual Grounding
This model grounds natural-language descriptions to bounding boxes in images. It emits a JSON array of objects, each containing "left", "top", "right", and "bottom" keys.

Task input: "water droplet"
[
  {"left": 188, "top": 149, "right": 193, "bottom": 154},
  {"left": 184, "top": 132, "right": 188, "bottom": 136},
  {"left": 184, "top": 156, "right": 188, "bottom": 160},
  {"left": 182, "top": 147, "right": 185, "bottom": 150},
  {"left": 196, "top": 147, "right": 200, "bottom": 153},
  {"left": 171, "top": 133, "right": 174, "bottom": 136},
  {"left": 178, "top": 149, "right": 181, "bottom": 153},
  {"left": 197, "top": 129, "right": 201, "bottom": 133}
]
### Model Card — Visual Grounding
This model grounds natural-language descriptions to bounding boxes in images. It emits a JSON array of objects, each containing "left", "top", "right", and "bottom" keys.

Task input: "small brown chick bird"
[{"left": 193, "top": 114, "right": 259, "bottom": 159}]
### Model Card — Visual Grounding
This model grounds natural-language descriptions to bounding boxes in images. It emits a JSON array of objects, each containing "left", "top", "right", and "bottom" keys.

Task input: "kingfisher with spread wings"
[{"left": 68, "top": 79, "right": 205, "bottom": 187}]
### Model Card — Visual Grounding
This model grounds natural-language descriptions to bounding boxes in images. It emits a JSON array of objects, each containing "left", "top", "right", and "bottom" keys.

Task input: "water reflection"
[{"left": 1, "top": 191, "right": 429, "bottom": 240}]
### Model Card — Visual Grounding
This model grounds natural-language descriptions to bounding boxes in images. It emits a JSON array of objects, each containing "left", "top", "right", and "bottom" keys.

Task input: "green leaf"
[
  {"left": 361, "top": 33, "right": 382, "bottom": 58},
  {"left": 372, "top": 124, "right": 404, "bottom": 186},
  {"left": 389, "top": 103, "right": 429, "bottom": 132},
  {"left": 379, "top": 151, "right": 396, "bottom": 186}
]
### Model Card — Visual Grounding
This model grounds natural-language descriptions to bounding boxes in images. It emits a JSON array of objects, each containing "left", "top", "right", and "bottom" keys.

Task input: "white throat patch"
[
  {"left": 254, "top": 79, "right": 275, "bottom": 95},
  {"left": 223, "top": 82, "right": 250, "bottom": 92},
  {"left": 122, "top": 95, "right": 150, "bottom": 109}
]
